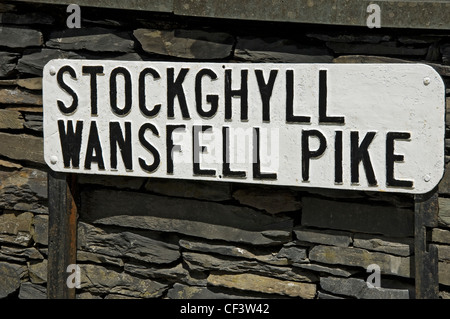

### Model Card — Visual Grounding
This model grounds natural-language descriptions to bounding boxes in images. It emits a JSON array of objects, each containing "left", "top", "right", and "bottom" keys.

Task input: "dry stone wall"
[{"left": 0, "top": 1, "right": 449, "bottom": 299}]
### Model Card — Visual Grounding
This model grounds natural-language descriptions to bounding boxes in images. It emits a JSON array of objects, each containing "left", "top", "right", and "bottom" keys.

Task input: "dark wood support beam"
[{"left": 47, "top": 172, "right": 78, "bottom": 299}]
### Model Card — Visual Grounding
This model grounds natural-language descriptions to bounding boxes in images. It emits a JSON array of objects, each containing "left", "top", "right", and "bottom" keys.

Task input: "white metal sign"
[{"left": 43, "top": 60, "right": 445, "bottom": 194}]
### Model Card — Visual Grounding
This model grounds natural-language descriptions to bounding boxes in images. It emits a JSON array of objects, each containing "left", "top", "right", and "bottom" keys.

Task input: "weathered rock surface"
[
  {"left": 0, "top": 87, "right": 42, "bottom": 105},
  {"left": 309, "top": 245, "right": 411, "bottom": 278},
  {"left": 145, "top": 178, "right": 232, "bottom": 202},
  {"left": 432, "top": 228, "right": 450, "bottom": 244},
  {"left": 182, "top": 252, "right": 317, "bottom": 282},
  {"left": 134, "top": 28, "right": 234, "bottom": 59},
  {"left": 0, "top": 168, "right": 47, "bottom": 213},
  {"left": 81, "top": 190, "right": 293, "bottom": 245},
  {"left": 0, "top": 26, "right": 42, "bottom": 48},
  {"left": 0, "top": 212, "right": 33, "bottom": 246},
  {"left": 32, "top": 214, "right": 47, "bottom": 245},
  {"left": 438, "top": 197, "right": 450, "bottom": 228},
  {"left": 28, "top": 260, "right": 47, "bottom": 284},
  {"left": 301, "top": 197, "right": 414, "bottom": 237},
  {"left": 439, "top": 262, "right": 450, "bottom": 286},
  {"left": 0, "top": 133, "right": 44, "bottom": 165},
  {"left": 0, "top": 52, "right": 18, "bottom": 77},
  {"left": 179, "top": 238, "right": 290, "bottom": 265},
  {"left": 320, "top": 277, "right": 409, "bottom": 299},
  {"left": 167, "top": 283, "right": 251, "bottom": 299},
  {"left": 18, "top": 282, "right": 46, "bottom": 299},
  {"left": 77, "top": 222, "right": 180, "bottom": 264},
  {"left": 77, "top": 251, "right": 124, "bottom": 268},
  {"left": 0, "top": 109, "right": 23, "bottom": 129},
  {"left": 353, "top": 233, "right": 413, "bottom": 256},
  {"left": 0, "top": 262, "right": 27, "bottom": 298},
  {"left": 47, "top": 27, "right": 135, "bottom": 52},
  {"left": 80, "top": 264, "right": 168, "bottom": 298},
  {"left": 207, "top": 273, "right": 317, "bottom": 298},
  {"left": 17, "top": 48, "right": 83, "bottom": 76},
  {"left": 124, "top": 263, "right": 188, "bottom": 281},
  {"left": 232, "top": 187, "right": 301, "bottom": 214},
  {"left": 294, "top": 227, "right": 352, "bottom": 247}
]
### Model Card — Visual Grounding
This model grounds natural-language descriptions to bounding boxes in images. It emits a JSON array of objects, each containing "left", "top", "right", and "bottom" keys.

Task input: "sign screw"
[
  {"left": 49, "top": 67, "right": 56, "bottom": 76},
  {"left": 423, "top": 77, "right": 431, "bottom": 85},
  {"left": 50, "top": 156, "right": 58, "bottom": 164},
  {"left": 424, "top": 175, "right": 431, "bottom": 182}
]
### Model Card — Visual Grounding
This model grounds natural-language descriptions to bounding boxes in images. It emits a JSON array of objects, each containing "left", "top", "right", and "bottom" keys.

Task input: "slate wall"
[{"left": 0, "top": 1, "right": 449, "bottom": 299}]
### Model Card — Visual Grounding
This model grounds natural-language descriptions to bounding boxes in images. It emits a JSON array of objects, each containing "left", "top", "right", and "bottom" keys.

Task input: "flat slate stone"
[
  {"left": 179, "top": 238, "right": 290, "bottom": 266},
  {"left": 17, "top": 48, "right": 83, "bottom": 76},
  {"left": 0, "top": 109, "right": 23, "bottom": 129},
  {"left": 320, "top": 277, "right": 409, "bottom": 299},
  {"left": 0, "top": 262, "right": 26, "bottom": 298},
  {"left": 80, "top": 264, "right": 168, "bottom": 298},
  {"left": 167, "top": 283, "right": 250, "bottom": 299},
  {"left": 207, "top": 273, "right": 317, "bottom": 298},
  {"left": 309, "top": 245, "right": 411, "bottom": 278},
  {"left": 134, "top": 28, "right": 234, "bottom": 59},
  {"left": 0, "top": 52, "right": 18, "bottom": 77},
  {"left": 0, "top": 133, "right": 44, "bottom": 165},
  {"left": 77, "top": 222, "right": 180, "bottom": 264},
  {"left": 438, "top": 197, "right": 450, "bottom": 228},
  {"left": 182, "top": 251, "right": 317, "bottom": 283},
  {"left": 0, "top": 87, "right": 42, "bottom": 105},
  {"left": 353, "top": 233, "right": 413, "bottom": 257},
  {"left": 18, "top": 282, "right": 47, "bottom": 299},
  {"left": 47, "top": 27, "right": 135, "bottom": 52},
  {"left": 80, "top": 189, "right": 293, "bottom": 245},
  {"left": 293, "top": 227, "right": 352, "bottom": 247},
  {"left": 0, "top": 26, "right": 43, "bottom": 48}
]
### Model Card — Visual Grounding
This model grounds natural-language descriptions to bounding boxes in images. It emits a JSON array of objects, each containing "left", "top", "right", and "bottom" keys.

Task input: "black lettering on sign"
[
  {"left": 318, "top": 70, "right": 345, "bottom": 124},
  {"left": 225, "top": 69, "right": 248, "bottom": 121},
  {"left": 58, "top": 120, "right": 83, "bottom": 168},
  {"left": 386, "top": 132, "right": 413, "bottom": 188},
  {"left": 57, "top": 65, "right": 78, "bottom": 114},
  {"left": 193, "top": 125, "right": 216, "bottom": 176},
  {"left": 351, "top": 131, "right": 377, "bottom": 186},
  {"left": 166, "top": 124, "right": 185, "bottom": 174},
  {"left": 82, "top": 65, "right": 103, "bottom": 115},
  {"left": 302, "top": 129, "right": 327, "bottom": 182},
  {"left": 255, "top": 69, "right": 278, "bottom": 122},
  {"left": 335, "top": 130, "right": 343, "bottom": 184},
  {"left": 139, "top": 68, "right": 161, "bottom": 117},
  {"left": 110, "top": 67, "right": 132, "bottom": 116},
  {"left": 222, "top": 126, "right": 246, "bottom": 178},
  {"left": 195, "top": 69, "right": 219, "bottom": 118},
  {"left": 286, "top": 70, "right": 310, "bottom": 124},
  {"left": 139, "top": 123, "right": 160, "bottom": 173},
  {"left": 84, "top": 121, "right": 105, "bottom": 170},
  {"left": 253, "top": 127, "right": 277, "bottom": 180},
  {"left": 110, "top": 122, "right": 133, "bottom": 171},
  {"left": 167, "top": 68, "right": 190, "bottom": 119}
]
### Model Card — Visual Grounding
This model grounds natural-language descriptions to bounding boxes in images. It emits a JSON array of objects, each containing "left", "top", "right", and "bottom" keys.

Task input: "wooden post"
[
  {"left": 47, "top": 171, "right": 78, "bottom": 299},
  {"left": 414, "top": 188, "right": 439, "bottom": 299}
]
